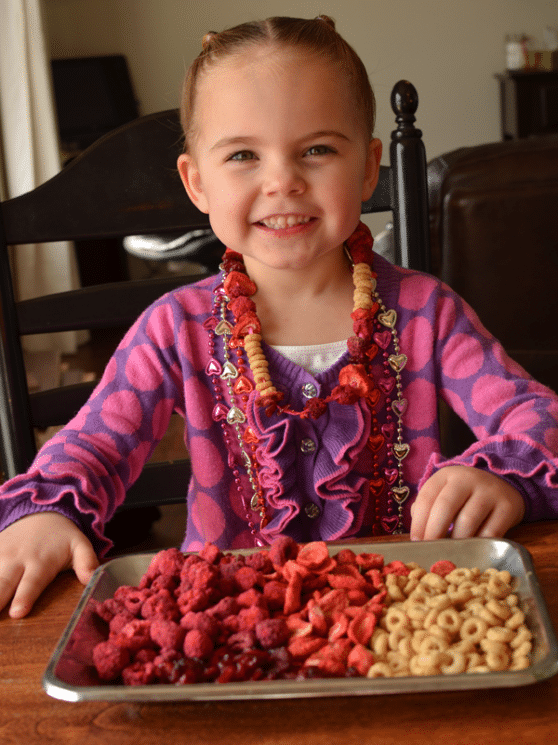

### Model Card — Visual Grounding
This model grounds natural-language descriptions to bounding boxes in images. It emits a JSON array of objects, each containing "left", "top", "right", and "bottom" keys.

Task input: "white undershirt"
[{"left": 270, "top": 339, "right": 347, "bottom": 375}]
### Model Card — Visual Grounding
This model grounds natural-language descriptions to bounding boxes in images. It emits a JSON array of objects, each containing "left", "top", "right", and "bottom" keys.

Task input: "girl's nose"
[{"left": 262, "top": 160, "right": 306, "bottom": 196}]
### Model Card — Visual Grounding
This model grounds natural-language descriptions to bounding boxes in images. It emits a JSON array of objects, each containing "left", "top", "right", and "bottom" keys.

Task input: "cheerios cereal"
[{"left": 368, "top": 558, "right": 534, "bottom": 678}]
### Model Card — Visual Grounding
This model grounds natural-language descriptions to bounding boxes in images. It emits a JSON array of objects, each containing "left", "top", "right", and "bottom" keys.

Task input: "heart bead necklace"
[{"left": 207, "top": 222, "right": 410, "bottom": 536}]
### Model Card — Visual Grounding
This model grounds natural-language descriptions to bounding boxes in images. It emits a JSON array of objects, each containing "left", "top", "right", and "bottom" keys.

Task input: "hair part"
[{"left": 180, "top": 15, "right": 376, "bottom": 152}]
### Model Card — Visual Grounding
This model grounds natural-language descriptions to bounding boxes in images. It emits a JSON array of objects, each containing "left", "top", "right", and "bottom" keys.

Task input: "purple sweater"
[{"left": 2, "top": 254, "right": 558, "bottom": 553}]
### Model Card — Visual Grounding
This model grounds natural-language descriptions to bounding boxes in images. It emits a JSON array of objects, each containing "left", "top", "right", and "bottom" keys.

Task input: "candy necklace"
[{"left": 207, "top": 222, "right": 410, "bottom": 537}]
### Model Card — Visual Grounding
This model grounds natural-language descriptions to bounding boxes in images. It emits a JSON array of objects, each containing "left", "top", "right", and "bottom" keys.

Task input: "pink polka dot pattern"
[
  {"left": 152, "top": 398, "right": 175, "bottom": 441},
  {"left": 100, "top": 390, "right": 143, "bottom": 434},
  {"left": 77, "top": 432, "right": 121, "bottom": 462},
  {"left": 502, "top": 402, "right": 540, "bottom": 433},
  {"left": 125, "top": 344, "right": 164, "bottom": 391},
  {"left": 441, "top": 388, "right": 469, "bottom": 421},
  {"left": 398, "top": 275, "right": 437, "bottom": 310},
  {"left": 63, "top": 442, "right": 109, "bottom": 475},
  {"left": 435, "top": 293, "right": 457, "bottom": 340},
  {"left": 183, "top": 377, "right": 214, "bottom": 431},
  {"left": 127, "top": 441, "right": 152, "bottom": 484},
  {"left": 405, "top": 436, "right": 440, "bottom": 483},
  {"left": 401, "top": 316, "right": 434, "bottom": 372},
  {"left": 471, "top": 375, "right": 517, "bottom": 416},
  {"left": 145, "top": 303, "right": 175, "bottom": 349},
  {"left": 189, "top": 436, "right": 224, "bottom": 488},
  {"left": 404, "top": 379, "right": 438, "bottom": 430},
  {"left": 191, "top": 491, "right": 225, "bottom": 542},
  {"left": 442, "top": 333, "right": 484, "bottom": 380}
]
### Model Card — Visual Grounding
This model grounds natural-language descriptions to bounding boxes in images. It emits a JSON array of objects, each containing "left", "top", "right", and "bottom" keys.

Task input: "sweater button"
[
  {"left": 302, "top": 383, "right": 318, "bottom": 398},
  {"left": 300, "top": 438, "right": 317, "bottom": 454},
  {"left": 304, "top": 503, "right": 321, "bottom": 519}
]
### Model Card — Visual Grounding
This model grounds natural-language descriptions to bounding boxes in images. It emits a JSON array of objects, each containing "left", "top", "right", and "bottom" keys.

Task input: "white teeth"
[{"left": 260, "top": 215, "right": 311, "bottom": 229}]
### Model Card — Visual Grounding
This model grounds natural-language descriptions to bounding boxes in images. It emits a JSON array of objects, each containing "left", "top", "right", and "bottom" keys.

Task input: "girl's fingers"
[
  {"left": 0, "top": 566, "right": 24, "bottom": 616},
  {"left": 8, "top": 560, "right": 61, "bottom": 618},
  {"left": 71, "top": 539, "right": 99, "bottom": 586}
]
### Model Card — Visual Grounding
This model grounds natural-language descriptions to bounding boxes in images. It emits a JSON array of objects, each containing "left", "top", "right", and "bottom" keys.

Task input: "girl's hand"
[
  {"left": 0, "top": 513, "right": 99, "bottom": 618},
  {"left": 410, "top": 465, "right": 526, "bottom": 541}
]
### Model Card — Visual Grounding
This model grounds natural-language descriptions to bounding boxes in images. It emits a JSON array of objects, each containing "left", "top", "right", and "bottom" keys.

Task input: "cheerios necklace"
[{"left": 205, "top": 222, "right": 410, "bottom": 538}]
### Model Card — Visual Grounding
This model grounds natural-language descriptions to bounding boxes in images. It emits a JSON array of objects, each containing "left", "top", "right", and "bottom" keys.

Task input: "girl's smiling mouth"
[{"left": 257, "top": 214, "right": 314, "bottom": 229}]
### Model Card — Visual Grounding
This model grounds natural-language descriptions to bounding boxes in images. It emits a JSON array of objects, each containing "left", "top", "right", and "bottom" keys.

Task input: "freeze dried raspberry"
[
  {"left": 121, "top": 660, "right": 157, "bottom": 686},
  {"left": 235, "top": 565, "right": 261, "bottom": 591},
  {"left": 186, "top": 561, "right": 220, "bottom": 591},
  {"left": 178, "top": 611, "right": 220, "bottom": 640},
  {"left": 262, "top": 580, "right": 287, "bottom": 610},
  {"left": 113, "top": 619, "right": 154, "bottom": 653},
  {"left": 430, "top": 560, "right": 456, "bottom": 577},
  {"left": 183, "top": 629, "right": 214, "bottom": 659},
  {"left": 93, "top": 640, "right": 131, "bottom": 681},
  {"left": 244, "top": 550, "right": 274, "bottom": 574},
  {"left": 134, "top": 648, "right": 157, "bottom": 664},
  {"left": 198, "top": 542, "right": 222, "bottom": 565},
  {"left": 139, "top": 547, "right": 185, "bottom": 589},
  {"left": 224, "top": 631, "right": 255, "bottom": 653},
  {"left": 94, "top": 597, "right": 124, "bottom": 623},
  {"left": 108, "top": 610, "right": 135, "bottom": 636},
  {"left": 206, "top": 596, "right": 239, "bottom": 620},
  {"left": 141, "top": 589, "right": 179, "bottom": 621},
  {"left": 255, "top": 618, "right": 290, "bottom": 649},
  {"left": 149, "top": 619, "right": 185, "bottom": 651},
  {"left": 176, "top": 586, "right": 216, "bottom": 614},
  {"left": 237, "top": 605, "right": 269, "bottom": 631},
  {"left": 269, "top": 535, "right": 299, "bottom": 568},
  {"left": 236, "top": 588, "right": 266, "bottom": 609}
]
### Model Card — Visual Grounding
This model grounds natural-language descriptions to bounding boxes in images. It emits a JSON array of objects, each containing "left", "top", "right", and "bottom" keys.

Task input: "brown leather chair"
[{"left": 428, "top": 135, "right": 558, "bottom": 455}]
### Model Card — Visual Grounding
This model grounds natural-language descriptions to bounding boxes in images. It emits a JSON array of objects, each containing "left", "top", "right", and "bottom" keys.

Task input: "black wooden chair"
[{"left": 0, "top": 79, "right": 430, "bottom": 515}]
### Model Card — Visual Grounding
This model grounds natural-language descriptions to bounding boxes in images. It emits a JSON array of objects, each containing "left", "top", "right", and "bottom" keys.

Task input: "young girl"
[{"left": 1, "top": 15, "right": 557, "bottom": 619}]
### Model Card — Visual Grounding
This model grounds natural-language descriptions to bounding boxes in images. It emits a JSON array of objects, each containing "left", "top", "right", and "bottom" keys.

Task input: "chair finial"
[{"left": 391, "top": 80, "right": 421, "bottom": 140}]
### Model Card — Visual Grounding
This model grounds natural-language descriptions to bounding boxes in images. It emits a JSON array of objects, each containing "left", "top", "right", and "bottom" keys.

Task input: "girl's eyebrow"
[{"left": 210, "top": 130, "right": 351, "bottom": 152}]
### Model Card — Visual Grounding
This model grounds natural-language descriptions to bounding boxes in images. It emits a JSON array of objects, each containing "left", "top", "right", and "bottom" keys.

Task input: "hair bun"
[
  {"left": 201, "top": 31, "right": 218, "bottom": 51},
  {"left": 315, "top": 15, "right": 336, "bottom": 30}
]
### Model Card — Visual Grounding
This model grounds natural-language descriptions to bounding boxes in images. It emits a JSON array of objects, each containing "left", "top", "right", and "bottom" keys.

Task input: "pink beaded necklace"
[{"left": 205, "top": 223, "right": 410, "bottom": 538}]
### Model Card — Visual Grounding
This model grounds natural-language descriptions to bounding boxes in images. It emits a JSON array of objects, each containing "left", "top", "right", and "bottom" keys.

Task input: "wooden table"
[{"left": 1, "top": 522, "right": 557, "bottom": 745}]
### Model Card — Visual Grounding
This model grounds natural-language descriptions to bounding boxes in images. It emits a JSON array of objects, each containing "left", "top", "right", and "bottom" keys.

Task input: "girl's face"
[{"left": 178, "top": 46, "right": 381, "bottom": 274}]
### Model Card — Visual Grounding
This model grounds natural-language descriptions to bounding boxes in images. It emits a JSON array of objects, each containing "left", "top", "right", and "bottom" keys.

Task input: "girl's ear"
[
  {"left": 177, "top": 153, "right": 210, "bottom": 214},
  {"left": 361, "top": 138, "right": 382, "bottom": 202}
]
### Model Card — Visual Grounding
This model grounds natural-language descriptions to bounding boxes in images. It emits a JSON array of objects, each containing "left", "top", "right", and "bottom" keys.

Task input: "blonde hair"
[{"left": 180, "top": 15, "right": 376, "bottom": 151}]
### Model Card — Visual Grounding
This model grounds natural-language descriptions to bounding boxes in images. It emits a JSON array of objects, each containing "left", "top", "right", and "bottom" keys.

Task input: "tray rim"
[{"left": 42, "top": 537, "right": 558, "bottom": 702}]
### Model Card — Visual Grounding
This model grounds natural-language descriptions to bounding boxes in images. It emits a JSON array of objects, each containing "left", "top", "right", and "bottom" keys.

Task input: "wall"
[{"left": 43, "top": 0, "right": 558, "bottom": 233}]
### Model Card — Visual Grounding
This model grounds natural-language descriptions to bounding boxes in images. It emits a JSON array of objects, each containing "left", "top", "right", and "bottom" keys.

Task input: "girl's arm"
[
  {"left": 0, "top": 293, "right": 185, "bottom": 615},
  {"left": 408, "top": 278, "right": 558, "bottom": 539}
]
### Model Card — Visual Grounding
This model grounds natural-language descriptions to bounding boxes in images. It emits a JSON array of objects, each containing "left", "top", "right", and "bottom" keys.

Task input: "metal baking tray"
[{"left": 43, "top": 538, "right": 558, "bottom": 701}]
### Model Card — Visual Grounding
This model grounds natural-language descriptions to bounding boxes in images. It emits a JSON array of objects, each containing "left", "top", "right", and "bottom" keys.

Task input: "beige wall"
[{"left": 43, "top": 0, "right": 557, "bottom": 232}]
